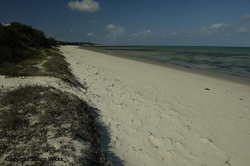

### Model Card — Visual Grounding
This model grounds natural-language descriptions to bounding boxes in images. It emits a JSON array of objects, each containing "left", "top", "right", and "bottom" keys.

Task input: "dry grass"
[
  {"left": 0, "top": 48, "right": 46, "bottom": 77},
  {"left": 43, "top": 49, "right": 84, "bottom": 88},
  {"left": 0, "top": 86, "right": 110, "bottom": 166}
]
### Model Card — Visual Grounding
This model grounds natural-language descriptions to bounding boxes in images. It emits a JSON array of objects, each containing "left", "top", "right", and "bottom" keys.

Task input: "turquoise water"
[{"left": 85, "top": 46, "right": 250, "bottom": 77}]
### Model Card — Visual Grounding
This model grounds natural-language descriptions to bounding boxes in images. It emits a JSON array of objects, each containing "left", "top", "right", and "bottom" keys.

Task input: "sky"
[{"left": 0, "top": 0, "right": 250, "bottom": 46}]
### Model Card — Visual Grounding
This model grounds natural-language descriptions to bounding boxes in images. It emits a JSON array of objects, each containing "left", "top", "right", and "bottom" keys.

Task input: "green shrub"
[
  {"left": 48, "top": 37, "right": 59, "bottom": 46},
  {"left": 9, "top": 22, "right": 51, "bottom": 48},
  {"left": 0, "top": 22, "right": 59, "bottom": 67},
  {"left": 0, "top": 25, "right": 33, "bottom": 66}
]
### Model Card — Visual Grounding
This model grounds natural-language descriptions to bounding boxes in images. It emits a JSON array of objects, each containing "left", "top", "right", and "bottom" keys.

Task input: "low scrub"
[{"left": 0, "top": 86, "right": 110, "bottom": 166}]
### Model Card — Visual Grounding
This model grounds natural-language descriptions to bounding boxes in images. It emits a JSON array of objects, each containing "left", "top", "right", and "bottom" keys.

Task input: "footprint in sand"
[
  {"left": 148, "top": 134, "right": 194, "bottom": 165},
  {"left": 199, "top": 137, "right": 219, "bottom": 151},
  {"left": 149, "top": 134, "right": 164, "bottom": 150}
]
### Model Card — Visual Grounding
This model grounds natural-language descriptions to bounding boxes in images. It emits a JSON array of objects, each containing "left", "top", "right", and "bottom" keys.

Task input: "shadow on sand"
[{"left": 92, "top": 107, "right": 125, "bottom": 166}]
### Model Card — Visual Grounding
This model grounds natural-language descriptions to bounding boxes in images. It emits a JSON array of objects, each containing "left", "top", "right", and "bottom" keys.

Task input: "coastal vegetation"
[
  {"left": 0, "top": 22, "right": 57, "bottom": 77},
  {"left": 0, "top": 22, "right": 95, "bottom": 77},
  {"left": 0, "top": 22, "right": 112, "bottom": 165},
  {"left": 0, "top": 22, "right": 56, "bottom": 65},
  {"left": 0, "top": 86, "right": 110, "bottom": 165},
  {"left": 0, "top": 22, "right": 92, "bottom": 87}
]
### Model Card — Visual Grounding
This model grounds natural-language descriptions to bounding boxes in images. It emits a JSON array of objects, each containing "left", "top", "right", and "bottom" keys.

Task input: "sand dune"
[{"left": 61, "top": 46, "right": 250, "bottom": 166}]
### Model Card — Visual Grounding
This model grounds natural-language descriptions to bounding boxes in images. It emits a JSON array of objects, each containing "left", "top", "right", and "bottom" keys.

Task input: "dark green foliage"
[
  {"left": 0, "top": 24, "right": 33, "bottom": 65},
  {"left": 8, "top": 22, "right": 51, "bottom": 48},
  {"left": 48, "top": 37, "right": 59, "bottom": 46},
  {"left": 0, "top": 21, "right": 97, "bottom": 68},
  {"left": 0, "top": 22, "right": 59, "bottom": 67}
]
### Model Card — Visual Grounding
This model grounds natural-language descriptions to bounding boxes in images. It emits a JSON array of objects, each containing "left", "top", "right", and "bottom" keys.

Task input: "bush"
[
  {"left": 0, "top": 25, "right": 33, "bottom": 65},
  {"left": 48, "top": 37, "right": 59, "bottom": 46},
  {"left": 0, "top": 22, "right": 59, "bottom": 66},
  {"left": 9, "top": 22, "right": 51, "bottom": 48}
]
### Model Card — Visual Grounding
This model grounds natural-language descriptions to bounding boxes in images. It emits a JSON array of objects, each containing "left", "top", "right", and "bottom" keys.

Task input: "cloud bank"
[
  {"left": 171, "top": 32, "right": 178, "bottom": 36},
  {"left": 106, "top": 24, "right": 125, "bottom": 38},
  {"left": 132, "top": 30, "right": 153, "bottom": 38},
  {"left": 87, "top": 32, "right": 94, "bottom": 36},
  {"left": 240, "top": 14, "right": 250, "bottom": 21},
  {"left": 239, "top": 27, "right": 250, "bottom": 33},
  {"left": 68, "top": 0, "right": 100, "bottom": 12},
  {"left": 200, "top": 23, "right": 231, "bottom": 34},
  {"left": 89, "top": 20, "right": 101, "bottom": 24}
]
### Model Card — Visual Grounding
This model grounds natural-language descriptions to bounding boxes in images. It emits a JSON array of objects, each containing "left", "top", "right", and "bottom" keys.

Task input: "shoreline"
[
  {"left": 61, "top": 45, "right": 250, "bottom": 166},
  {"left": 81, "top": 46, "right": 250, "bottom": 86}
]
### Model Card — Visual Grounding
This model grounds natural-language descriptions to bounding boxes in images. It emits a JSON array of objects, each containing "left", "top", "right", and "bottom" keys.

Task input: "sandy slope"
[
  {"left": 61, "top": 46, "right": 250, "bottom": 166},
  {"left": 0, "top": 76, "right": 86, "bottom": 99}
]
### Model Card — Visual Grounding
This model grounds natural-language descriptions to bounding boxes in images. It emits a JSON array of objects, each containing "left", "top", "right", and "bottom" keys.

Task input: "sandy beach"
[{"left": 61, "top": 46, "right": 250, "bottom": 166}]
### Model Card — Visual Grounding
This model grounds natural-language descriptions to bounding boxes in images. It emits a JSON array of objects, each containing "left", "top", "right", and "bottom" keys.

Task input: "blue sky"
[{"left": 0, "top": 0, "right": 250, "bottom": 46}]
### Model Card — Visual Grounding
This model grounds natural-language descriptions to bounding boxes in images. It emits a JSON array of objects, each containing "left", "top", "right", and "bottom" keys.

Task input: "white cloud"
[
  {"left": 240, "top": 14, "right": 250, "bottom": 21},
  {"left": 182, "top": 31, "right": 196, "bottom": 36},
  {"left": 210, "top": 23, "right": 230, "bottom": 29},
  {"left": 68, "top": 0, "right": 100, "bottom": 12},
  {"left": 170, "top": 32, "right": 178, "bottom": 36},
  {"left": 199, "top": 23, "right": 231, "bottom": 34},
  {"left": 1, "top": 23, "right": 10, "bottom": 26},
  {"left": 132, "top": 30, "right": 153, "bottom": 38},
  {"left": 239, "top": 27, "right": 250, "bottom": 33},
  {"left": 105, "top": 24, "right": 125, "bottom": 38},
  {"left": 106, "top": 24, "right": 116, "bottom": 31},
  {"left": 175, "top": 23, "right": 231, "bottom": 37},
  {"left": 89, "top": 20, "right": 101, "bottom": 24},
  {"left": 87, "top": 32, "right": 94, "bottom": 36}
]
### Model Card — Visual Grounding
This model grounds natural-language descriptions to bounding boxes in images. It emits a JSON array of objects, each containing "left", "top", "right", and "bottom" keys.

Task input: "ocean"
[{"left": 84, "top": 46, "right": 250, "bottom": 78}]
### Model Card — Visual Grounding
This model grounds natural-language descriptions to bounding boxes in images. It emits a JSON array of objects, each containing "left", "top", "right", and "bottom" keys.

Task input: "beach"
[{"left": 60, "top": 46, "right": 250, "bottom": 166}]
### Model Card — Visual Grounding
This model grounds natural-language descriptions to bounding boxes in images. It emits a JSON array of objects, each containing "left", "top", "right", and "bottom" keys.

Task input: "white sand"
[
  {"left": 0, "top": 76, "right": 86, "bottom": 99},
  {"left": 60, "top": 46, "right": 250, "bottom": 166}
]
